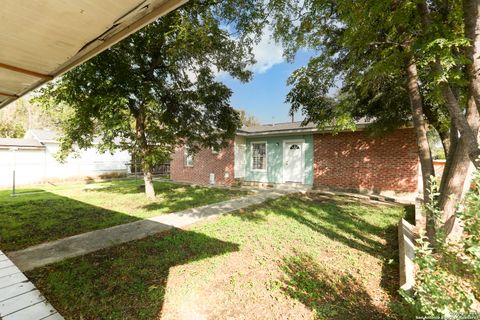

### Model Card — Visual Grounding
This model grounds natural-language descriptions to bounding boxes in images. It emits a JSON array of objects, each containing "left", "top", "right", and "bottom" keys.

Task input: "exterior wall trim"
[{"left": 234, "top": 136, "right": 246, "bottom": 178}]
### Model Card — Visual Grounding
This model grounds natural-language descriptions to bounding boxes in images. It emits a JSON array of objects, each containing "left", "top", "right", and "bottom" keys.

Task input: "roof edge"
[
  {"left": 0, "top": 0, "right": 187, "bottom": 110},
  {"left": 237, "top": 123, "right": 371, "bottom": 137}
]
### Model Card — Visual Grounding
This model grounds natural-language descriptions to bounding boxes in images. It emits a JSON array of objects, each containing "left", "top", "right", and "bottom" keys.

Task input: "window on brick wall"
[
  {"left": 252, "top": 142, "right": 266, "bottom": 171},
  {"left": 184, "top": 147, "right": 193, "bottom": 167}
]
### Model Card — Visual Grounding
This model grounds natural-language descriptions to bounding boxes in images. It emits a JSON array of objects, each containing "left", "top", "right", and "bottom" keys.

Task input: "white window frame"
[
  {"left": 251, "top": 141, "right": 267, "bottom": 172},
  {"left": 184, "top": 147, "right": 193, "bottom": 167}
]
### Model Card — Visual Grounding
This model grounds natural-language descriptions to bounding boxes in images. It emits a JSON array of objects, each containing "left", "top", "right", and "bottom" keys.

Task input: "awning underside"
[{"left": 0, "top": 0, "right": 186, "bottom": 108}]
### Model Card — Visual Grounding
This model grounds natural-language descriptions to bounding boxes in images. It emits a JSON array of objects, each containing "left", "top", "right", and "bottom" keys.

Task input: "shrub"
[{"left": 400, "top": 173, "right": 480, "bottom": 317}]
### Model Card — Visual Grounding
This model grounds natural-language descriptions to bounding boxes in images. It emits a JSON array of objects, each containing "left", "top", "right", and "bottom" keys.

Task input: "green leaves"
[
  {"left": 268, "top": 0, "right": 421, "bottom": 133},
  {"left": 35, "top": 1, "right": 258, "bottom": 164},
  {"left": 419, "top": 37, "right": 471, "bottom": 88},
  {"left": 266, "top": 0, "right": 473, "bottom": 139}
]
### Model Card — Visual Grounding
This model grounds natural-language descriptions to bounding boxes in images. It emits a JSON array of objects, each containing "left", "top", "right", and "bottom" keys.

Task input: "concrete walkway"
[{"left": 8, "top": 190, "right": 291, "bottom": 272}]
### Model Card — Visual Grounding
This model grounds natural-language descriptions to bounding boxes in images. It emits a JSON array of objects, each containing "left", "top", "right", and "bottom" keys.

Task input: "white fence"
[{"left": 0, "top": 146, "right": 131, "bottom": 187}]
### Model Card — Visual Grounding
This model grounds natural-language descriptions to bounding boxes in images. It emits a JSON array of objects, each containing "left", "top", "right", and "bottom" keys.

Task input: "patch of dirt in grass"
[
  {"left": 162, "top": 248, "right": 312, "bottom": 320},
  {"left": 161, "top": 244, "right": 399, "bottom": 319}
]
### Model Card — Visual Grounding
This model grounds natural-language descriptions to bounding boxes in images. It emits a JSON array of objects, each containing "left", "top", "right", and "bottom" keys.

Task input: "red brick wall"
[
  {"left": 170, "top": 142, "right": 235, "bottom": 186},
  {"left": 313, "top": 128, "right": 419, "bottom": 193}
]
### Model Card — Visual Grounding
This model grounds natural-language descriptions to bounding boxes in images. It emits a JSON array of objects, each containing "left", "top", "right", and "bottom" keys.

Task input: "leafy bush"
[{"left": 400, "top": 173, "right": 480, "bottom": 317}]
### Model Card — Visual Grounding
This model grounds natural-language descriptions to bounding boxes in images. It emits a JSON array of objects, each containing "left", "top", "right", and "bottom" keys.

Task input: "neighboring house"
[
  {"left": 170, "top": 121, "right": 420, "bottom": 196},
  {"left": 0, "top": 129, "right": 131, "bottom": 187}
]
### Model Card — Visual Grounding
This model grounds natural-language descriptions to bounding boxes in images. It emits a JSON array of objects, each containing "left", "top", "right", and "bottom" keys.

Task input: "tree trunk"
[
  {"left": 143, "top": 165, "right": 156, "bottom": 200},
  {"left": 437, "top": 127, "right": 466, "bottom": 234},
  {"left": 135, "top": 108, "right": 156, "bottom": 199},
  {"left": 438, "top": 96, "right": 480, "bottom": 241},
  {"left": 438, "top": 128, "right": 451, "bottom": 158},
  {"left": 417, "top": 0, "right": 479, "bottom": 243},
  {"left": 405, "top": 59, "right": 436, "bottom": 242},
  {"left": 439, "top": 122, "right": 459, "bottom": 197},
  {"left": 440, "top": 83, "right": 480, "bottom": 168},
  {"left": 417, "top": 0, "right": 480, "bottom": 167},
  {"left": 406, "top": 60, "right": 436, "bottom": 195},
  {"left": 463, "top": 0, "right": 480, "bottom": 111}
]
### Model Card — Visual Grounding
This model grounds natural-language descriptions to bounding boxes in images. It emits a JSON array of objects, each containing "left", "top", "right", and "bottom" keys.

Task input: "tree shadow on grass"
[
  {"left": 269, "top": 194, "right": 405, "bottom": 317},
  {"left": 262, "top": 194, "right": 400, "bottom": 258},
  {"left": 83, "top": 179, "right": 247, "bottom": 213},
  {"left": 140, "top": 186, "right": 247, "bottom": 213},
  {"left": 233, "top": 206, "right": 269, "bottom": 222},
  {"left": 279, "top": 251, "right": 394, "bottom": 320},
  {"left": 28, "top": 228, "right": 239, "bottom": 320},
  {"left": 0, "top": 189, "right": 140, "bottom": 252},
  {"left": 232, "top": 193, "right": 402, "bottom": 259},
  {"left": 83, "top": 179, "right": 184, "bottom": 195},
  {"left": 86, "top": 179, "right": 241, "bottom": 198},
  {"left": 233, "top": 193, "right": 404, "bottom": 310}
]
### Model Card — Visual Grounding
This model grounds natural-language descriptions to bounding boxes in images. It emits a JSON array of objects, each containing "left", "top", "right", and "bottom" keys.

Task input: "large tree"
[
  {"left": 36, "top": 1, "right": 259, "bottom": 199},
  {"left": 266, "top": 0, "right": 480, "bottom": 241}
]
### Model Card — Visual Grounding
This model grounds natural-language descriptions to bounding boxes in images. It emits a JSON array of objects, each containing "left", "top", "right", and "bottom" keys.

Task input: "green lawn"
[
  {"left": 0, "top": 179, "right": 248, "bottom": 251},
  {"left": 28, "top": 193, "right": 407, "bottom": 320}
]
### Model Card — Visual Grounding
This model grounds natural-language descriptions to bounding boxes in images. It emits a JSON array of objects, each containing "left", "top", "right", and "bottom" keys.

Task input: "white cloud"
[
  {"left": 210, "top": 26, "right": 285, "bottom": 80},
  {"left": 249, "top": 29, "right": 284, "bottom": 74}
]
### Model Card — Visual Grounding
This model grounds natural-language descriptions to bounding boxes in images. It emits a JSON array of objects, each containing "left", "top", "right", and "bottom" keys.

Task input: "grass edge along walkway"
[{"left": 7, "top": 189, "right": 291, "bottom": 272}]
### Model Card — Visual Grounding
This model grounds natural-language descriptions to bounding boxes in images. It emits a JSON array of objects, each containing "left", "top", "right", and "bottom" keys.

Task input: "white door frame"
[
  {"left": 282, "top": 139, "right": 305, "bottom": 184},
  {"left": 234, "top": 136, "right": 246, "bottom": 178}
]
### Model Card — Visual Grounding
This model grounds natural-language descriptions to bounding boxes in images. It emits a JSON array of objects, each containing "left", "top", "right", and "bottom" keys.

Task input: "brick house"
[{"left": 170, "top": 122, "right": 420, "bottom": 196}]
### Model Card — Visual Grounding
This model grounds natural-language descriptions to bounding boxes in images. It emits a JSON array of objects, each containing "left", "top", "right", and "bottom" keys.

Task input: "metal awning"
[{"left": 0, "top": 0, "right": 187, "bottom": 109}]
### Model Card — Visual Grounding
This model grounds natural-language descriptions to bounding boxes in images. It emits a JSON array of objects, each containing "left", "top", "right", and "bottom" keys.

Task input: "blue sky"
[{"left": 218, "top": 37, "right": 315, "bottom": 124}]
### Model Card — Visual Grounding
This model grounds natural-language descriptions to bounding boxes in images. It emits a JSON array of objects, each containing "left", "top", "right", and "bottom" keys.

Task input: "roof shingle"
[{"left": 238, "top": 119, "right": 373, "bottom": 136}]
